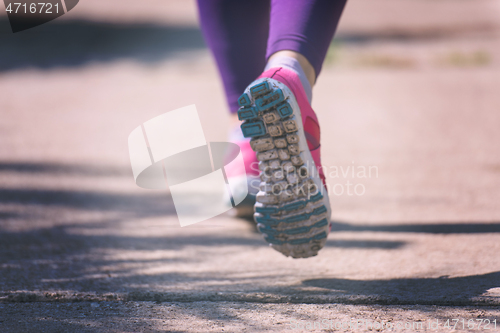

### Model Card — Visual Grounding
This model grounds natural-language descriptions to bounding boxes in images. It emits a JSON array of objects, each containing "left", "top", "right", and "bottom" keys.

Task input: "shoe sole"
[{"left": 237, "top": 78, "right": 331, "bottom": 258}]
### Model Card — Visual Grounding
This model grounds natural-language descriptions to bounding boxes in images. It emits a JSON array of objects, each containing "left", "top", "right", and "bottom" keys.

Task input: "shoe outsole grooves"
[{"left": 238, "top": 78, "right": 331, "bottom": 258}]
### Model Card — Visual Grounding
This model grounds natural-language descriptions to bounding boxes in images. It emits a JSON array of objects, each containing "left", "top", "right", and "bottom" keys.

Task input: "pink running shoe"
[{"left": 237, "top": 67, "right": 331, "bottom": 258}]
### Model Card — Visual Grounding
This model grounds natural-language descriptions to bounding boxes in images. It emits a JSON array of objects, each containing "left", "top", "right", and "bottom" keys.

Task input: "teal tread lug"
[
  {"left": 238, "top": 93, "right": 251, "bottom": 107},
  {"left": 309, "top": 192, "right": 324, "bottom": 202},
  {"left": 265, "top": 231, "right": 328, "bottom": 246},
  {"left": 289, "top": 231, "right": 328, "bottom": 245},
  {"left": 283, "top": 205, "right": 328, "bottom": 223},
  {"left": 255, "top": 192, "right": 325, "bottom": 216},
  {"left": 255, "top": 89, "right": 284, "bottom": 112},
  {"left": 255, "top": 206, "right": 279, "bottom": 214},
  {"left": 255, "top": 216, "right": 278, "bottom": 225},
  {"left": 241, "top": 120, "right": 266, "bottom": 138},
  {"left": 277, "top": 102, "right": 293, "bottom": 118},
  {"left": 237, "top": 107, "right": 258, "bottom": 121},
  {"left": 281, "top": 200, "right": 306, "bottom": 212},
  {"left": 249, "top": 81, "right": 270, "bottom": 98},
  {"left": 259, "top": 218, "right": 328, "bottom": 236},
  {"left": 256, "top": 205, "right": 327, "bottom": 226}
]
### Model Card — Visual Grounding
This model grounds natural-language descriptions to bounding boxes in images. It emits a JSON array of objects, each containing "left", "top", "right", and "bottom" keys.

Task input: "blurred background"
[{"left": 1, "top": 0, "right": 500, "bottom": 330}]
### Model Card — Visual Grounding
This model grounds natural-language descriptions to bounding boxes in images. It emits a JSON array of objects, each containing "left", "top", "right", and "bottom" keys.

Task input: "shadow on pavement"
[
  {"left": 331, "top": 221, "right": 500, "bottom": 234},
  {"left": 0, "top": 302, "right": 188, "bottom": 333},
  {"left": 303, "top": 271, "right": 500, "bottom": 305},
  {"left": 327, "top": 239, "right": 405, "bottom": 249},
  {"left": 335, "top": 22, "right": 497, "bottom": 44},
  {"left": 0, "top": 188, "right": 175, "bottom": 216},
  {"left": 0, "top": 301, "right": 238, "bottom": 333},
  {"left": 0, "top": 18, "right": 206, "bottom": 72},
  {"left": 0, "top": 162, "right": 131, "bottom": 176},
  {"left": 0, "top": 161, "right": 174, "bottom": 217},
  {"left": 0, "top": 223, "right": 265, "bottom": 293}
]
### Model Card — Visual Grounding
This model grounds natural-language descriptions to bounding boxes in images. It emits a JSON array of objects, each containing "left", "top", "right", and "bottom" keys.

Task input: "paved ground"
[{"left": 1, "top": 0, "right": 500, "bottom": 332}]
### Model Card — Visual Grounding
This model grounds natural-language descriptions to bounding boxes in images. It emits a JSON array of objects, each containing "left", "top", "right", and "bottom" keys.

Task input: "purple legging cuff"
[
  {"left": 266, "top": 0, "right": 346, "bottom": 78},
  {"left": 197, "top": 0, "right": 347, "bottom": 113},
  {"left": 266, "top": 38, "right": 324, "bottom": 78}
]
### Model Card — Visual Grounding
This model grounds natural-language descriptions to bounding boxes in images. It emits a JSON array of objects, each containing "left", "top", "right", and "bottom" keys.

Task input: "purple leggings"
[{"left": 197, "top": 0, "right": 347, "bottom": 113}]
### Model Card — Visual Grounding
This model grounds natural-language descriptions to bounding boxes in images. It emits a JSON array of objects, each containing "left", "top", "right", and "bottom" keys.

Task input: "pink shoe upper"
[
  {"left": 258, "top": 67, "right": 326, "bottom": 185},
  {"left": 239, "top": 138, "right": 259, "bottom": 177},
  {"left": 225, "top": 127, "right": 259, "bottom": 178}
]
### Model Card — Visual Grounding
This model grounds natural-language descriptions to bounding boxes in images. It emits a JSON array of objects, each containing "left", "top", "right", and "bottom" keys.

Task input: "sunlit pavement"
[{"left": 1, "top": 0, "right": 500, "bottom": 331}]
